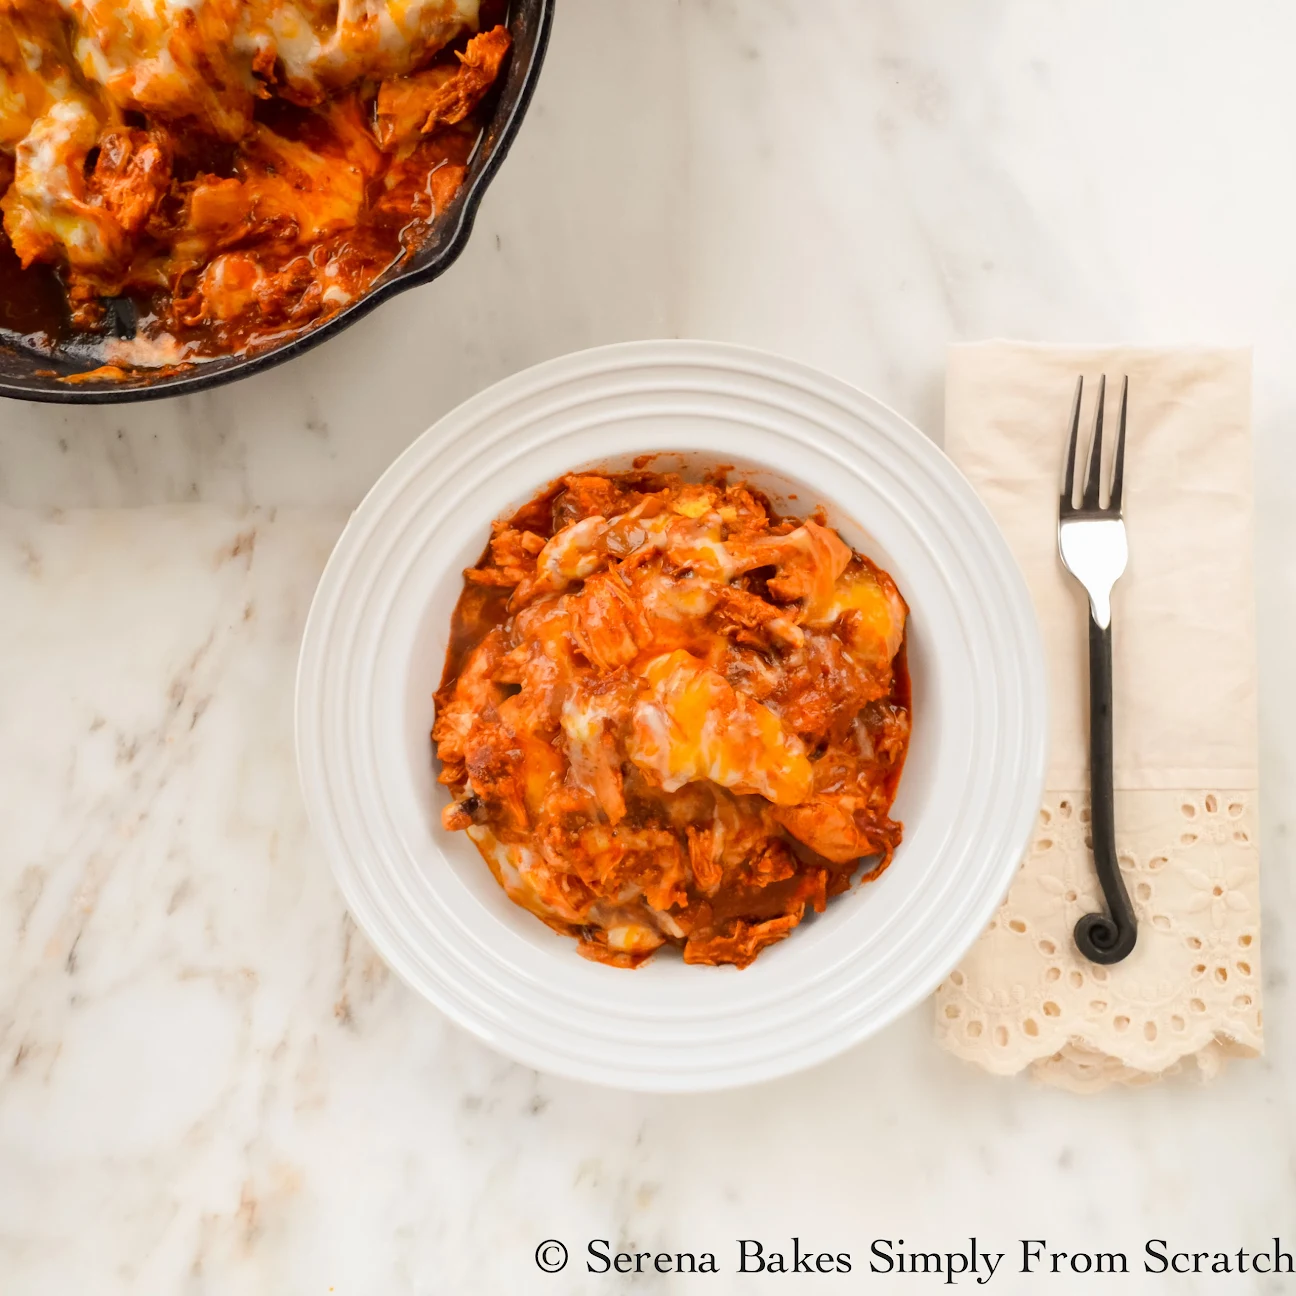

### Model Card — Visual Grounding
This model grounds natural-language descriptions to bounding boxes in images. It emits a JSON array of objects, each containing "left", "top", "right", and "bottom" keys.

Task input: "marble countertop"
[{"left": 2, "top": 2, "right": 1293, "bottom": 1291}]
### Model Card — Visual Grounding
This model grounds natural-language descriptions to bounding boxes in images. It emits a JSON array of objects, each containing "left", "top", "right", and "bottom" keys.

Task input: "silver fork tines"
[
  {"left": 1059, "top": 374, "right": 1129, "bottom": 629},
  {"left": 1058, "top": 373, "right": 1136, "bottom": 964}
]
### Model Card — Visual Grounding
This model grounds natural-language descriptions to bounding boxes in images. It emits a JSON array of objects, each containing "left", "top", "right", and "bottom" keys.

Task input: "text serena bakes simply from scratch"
[{"left": 569, "top": 1236, "right": 1296, "bottom": 1282}]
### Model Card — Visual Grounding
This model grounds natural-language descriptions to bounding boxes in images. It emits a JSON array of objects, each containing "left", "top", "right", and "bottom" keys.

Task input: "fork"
[{"left": 1058, "top": 374, "right": 1137, "bottom": 964}]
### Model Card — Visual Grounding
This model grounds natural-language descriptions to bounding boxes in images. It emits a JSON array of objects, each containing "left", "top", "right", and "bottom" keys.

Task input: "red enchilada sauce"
[
  {"left": 433, "top": 470, "right": 913, "bottom": 968},
  {"left": 0, "top": 1, "right": 510, "bottom": 372}
]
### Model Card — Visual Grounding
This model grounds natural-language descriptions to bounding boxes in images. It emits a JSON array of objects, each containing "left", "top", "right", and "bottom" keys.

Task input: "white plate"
[{"left": 296, "top": 340, "right": 1046, "bottom": 1091}]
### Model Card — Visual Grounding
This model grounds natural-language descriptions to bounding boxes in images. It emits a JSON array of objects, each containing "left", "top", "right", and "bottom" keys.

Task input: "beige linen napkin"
[{"left": 934, "top": 343, "right": 1262, "bottom": 1091}]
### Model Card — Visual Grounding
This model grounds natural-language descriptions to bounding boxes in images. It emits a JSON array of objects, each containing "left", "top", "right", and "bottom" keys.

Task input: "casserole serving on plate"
[{"left": 295, "top": 340, "right": 1048, "bottom": 1091}]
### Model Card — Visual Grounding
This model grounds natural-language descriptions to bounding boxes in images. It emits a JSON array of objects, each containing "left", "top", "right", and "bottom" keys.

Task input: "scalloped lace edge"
[{"left": 933, "top": 789, "right": 1263, "bottom": 1091}]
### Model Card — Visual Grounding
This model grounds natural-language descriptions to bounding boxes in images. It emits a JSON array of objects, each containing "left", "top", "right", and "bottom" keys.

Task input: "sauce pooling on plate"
[{"left": 434, "top": 470, "right": 912, "bottom": 968}]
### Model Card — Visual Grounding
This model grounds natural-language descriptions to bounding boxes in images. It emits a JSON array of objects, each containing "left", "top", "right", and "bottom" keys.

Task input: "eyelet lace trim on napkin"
[{"left": 935, "top": 790, "right": 1262, "bottom": 1091}]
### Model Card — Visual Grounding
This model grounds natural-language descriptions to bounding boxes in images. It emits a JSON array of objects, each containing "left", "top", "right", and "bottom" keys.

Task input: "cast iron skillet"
[{"left": 0, "top": 0, "right": 553, "bottom": 405}]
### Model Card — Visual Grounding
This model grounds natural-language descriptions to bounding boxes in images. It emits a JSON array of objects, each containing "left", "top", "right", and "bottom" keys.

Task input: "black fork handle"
[{"left": 1073, "top": 613, "right": 1138, "bottom": 963}]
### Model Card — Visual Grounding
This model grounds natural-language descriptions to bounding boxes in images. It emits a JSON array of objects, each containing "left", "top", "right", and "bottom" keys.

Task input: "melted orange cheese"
[
  {"left": 434, "top": 471, "right": 913, "bottom": 970},
  {"left": 0, "top": 0, "right": 510, "bottom": 365},
  {"left": 629, "top": 650, "right": 814, "bottom": 805}
]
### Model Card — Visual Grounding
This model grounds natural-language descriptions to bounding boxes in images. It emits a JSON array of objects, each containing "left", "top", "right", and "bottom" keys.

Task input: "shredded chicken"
[
  {"left": 375, "top": 23, "right": 512, "bottom": 148},
  {"left": 434, "top": 471, "right": 912, "bottom": 970}
]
